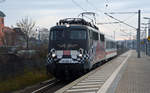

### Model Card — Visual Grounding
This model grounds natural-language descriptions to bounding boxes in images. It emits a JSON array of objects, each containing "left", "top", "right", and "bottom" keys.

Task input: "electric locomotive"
[{"left": 46, "top": 18, "right": 116, "bottom": 79}]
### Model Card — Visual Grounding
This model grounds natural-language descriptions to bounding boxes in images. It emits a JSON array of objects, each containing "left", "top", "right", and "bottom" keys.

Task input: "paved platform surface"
[
  {"left": 115, "top": 50, "right": 150, "bottom": 93},
  {"left": 55, "top": 50, "right": 150, "bottom": 93},
  {"left": 55, "top": 50, "right": 130, "bottom": 93}
]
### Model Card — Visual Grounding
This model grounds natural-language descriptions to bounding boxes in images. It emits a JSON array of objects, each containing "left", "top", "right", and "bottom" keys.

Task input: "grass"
[{"left": 0, "top": 69, "right": 52, "bottom": 93}]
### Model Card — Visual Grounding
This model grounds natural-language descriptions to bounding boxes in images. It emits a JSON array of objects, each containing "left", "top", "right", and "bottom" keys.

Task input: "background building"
[{"left": 0, "top": 11, "right": 5, "bottom": 46}]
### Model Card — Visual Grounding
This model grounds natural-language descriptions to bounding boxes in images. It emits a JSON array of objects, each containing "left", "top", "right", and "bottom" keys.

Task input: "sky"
[{"left": 0, "top": 0, "right": 150, "bottom": 40}]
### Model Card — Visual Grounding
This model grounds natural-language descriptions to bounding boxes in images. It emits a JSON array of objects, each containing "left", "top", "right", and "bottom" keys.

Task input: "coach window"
[
  {"left": 113, "top": 42, "right": 115, "bottom": 48},
  {"left": 114, "top": 42, "right": 116, "bottom": 48},
  {"left": 112, "top": 42, "right": 114, "bottom": 48},
  {"left": 109, "top": 41, "right": 111, "bottom": 49},
  {"left": 89, "top": 30, "right": 93, "bottom": 45},
  {"left": 106, "top": 41, "right": 109, "bottom": 49},
  {"left": 93, "top": 31, "right": 98, "bottom": 40},
  {"left": 110, "top": 41, "right": 112, "bottom": 49},
  {"left": 113, "top": 42, "right": 116, "bottom": 48},
  {"left": 100, "top": 34, "right": 105, "bottom": 42},
  {"left": 90, "top": 30, "right": 93, "bottom": 40}
]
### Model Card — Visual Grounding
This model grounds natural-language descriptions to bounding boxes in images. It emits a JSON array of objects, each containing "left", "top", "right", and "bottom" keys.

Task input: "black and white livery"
[{"left": 46, "top": 18, "right": 117, "bottom": 79}]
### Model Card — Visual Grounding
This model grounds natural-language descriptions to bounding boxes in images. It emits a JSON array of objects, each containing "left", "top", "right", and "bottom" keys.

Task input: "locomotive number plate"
[{"left": 59, "top": 59, "right": 73, "bottom": 63}]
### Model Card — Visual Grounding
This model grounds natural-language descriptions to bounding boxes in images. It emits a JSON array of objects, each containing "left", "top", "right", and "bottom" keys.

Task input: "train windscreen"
[
  {"left": 50, "top": 30, "right": 86, "bottom": 40},
  {"left": 50, "top": 30, "right": 65, "bottom": 40},
  {"left": 70, "top": 30, "right": 86, "bottom": 40}
]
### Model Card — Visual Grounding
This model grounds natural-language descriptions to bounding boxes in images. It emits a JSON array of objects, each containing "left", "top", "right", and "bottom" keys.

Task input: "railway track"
[
  {"left": 15, "top": 78, "right": 63, "bottom": 93},
  {"left": 19, "top": 52, "right": 126, "bottom": 93},
  {"left": 29, "top": 78, "right": 71, "bottom": 93},
  {"left": 30, "top": 58, "right": 117, "bottom": 93},
  {"left": 29, "top": 61, "right": 111, "bottom": 93},
  {"left": 31, "top": 79, "right": 60, "bottom": 93}
]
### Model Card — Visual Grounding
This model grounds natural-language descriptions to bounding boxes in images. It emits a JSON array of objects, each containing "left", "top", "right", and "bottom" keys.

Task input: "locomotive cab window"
[
  {"left": 70, "top": 30, "right": 86, "bottom": 40},
  {"left": 50, "top": 30, "right": 65, "bottom": 40}
]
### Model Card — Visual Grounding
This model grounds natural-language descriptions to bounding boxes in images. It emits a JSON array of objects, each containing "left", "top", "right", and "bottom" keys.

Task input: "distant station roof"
[{"left": 0, "top": 11, "right": 6, "bottom": 17}]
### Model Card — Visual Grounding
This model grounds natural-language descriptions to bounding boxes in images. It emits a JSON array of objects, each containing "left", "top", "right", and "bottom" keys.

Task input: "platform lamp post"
[{"left": 143, "top": 17, "right": 150, "bottom": 56}]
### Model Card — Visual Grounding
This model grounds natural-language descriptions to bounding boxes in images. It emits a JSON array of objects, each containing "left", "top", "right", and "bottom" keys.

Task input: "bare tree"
[{"left": 16, "top": 17, "right": 36, "bottom": 49}]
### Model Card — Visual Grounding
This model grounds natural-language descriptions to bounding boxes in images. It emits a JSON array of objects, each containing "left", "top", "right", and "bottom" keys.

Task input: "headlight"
[
  {"left": 78, "top": 53, "right": 82, "bottom": 57},
  {"left": 78, "top": 48, "right": 83, "bottom": 58},
  {"left": 52, "top": 53, "right": 56, "bottom": 58}
]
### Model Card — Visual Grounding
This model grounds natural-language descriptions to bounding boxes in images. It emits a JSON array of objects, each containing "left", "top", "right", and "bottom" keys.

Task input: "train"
[{"left": 46, "top": 18, "right": 117, "bottom": 79}]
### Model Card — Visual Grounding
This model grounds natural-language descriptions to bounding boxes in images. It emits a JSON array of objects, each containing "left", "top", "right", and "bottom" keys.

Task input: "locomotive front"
[{"left": 46, "top": 25, "right": 90, "bottom": 79}]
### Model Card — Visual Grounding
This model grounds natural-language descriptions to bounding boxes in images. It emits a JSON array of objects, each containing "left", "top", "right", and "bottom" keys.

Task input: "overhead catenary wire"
[
  {"left": 85, "top": 0, "right": 114, "bottom": 26},
  {"left": 85, "top": 0, "right": 119, "bottom": 26},
  {"left": 85, "top": 0, "right": 97, "bottom": 12},
  {"left": 72, "top": 0, "right": 97, "bottom": 24},
  {"left": 85, "top": 0, "right": 107, "bottom": 21},
  {"left": 85, "top": 0, "right": 104, "bottom": 13},
  {"left": 79, "top": 0, "right": 138, "bottom": 40},
  {"left": 85, "top": 0, "right": 138, "bottom": 30},
  {"left": 105, "top": 15, "right": 123, "bottom": 40},
  {"left": 85, "top": 0, "right": 121, "bottom": 39},
  {"left": 122, "top": 13, "right": 137, "bottom": 22},
  {"left": 109, "top": 12, "right": 138, "bottom": 14},
  {"left": 103, "top": 12, "right": 137, "bottom": 40},
  {"left": 104, "top": 13, "right": 137, "bottom": 30},
  {"left": 107, "top": 12, "right": 138, "bottom": 29},
  {"left": 72, "top": 0, "right": 87, "bottom": 11}
]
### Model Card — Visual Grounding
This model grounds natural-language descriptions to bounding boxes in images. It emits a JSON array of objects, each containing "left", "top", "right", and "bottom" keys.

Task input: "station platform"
[
  {"left": 115, "top": 50, "right": 150, "bottom": 93},
  {"left": 55, "top": 50, "right": 150, "bottom": 93}
]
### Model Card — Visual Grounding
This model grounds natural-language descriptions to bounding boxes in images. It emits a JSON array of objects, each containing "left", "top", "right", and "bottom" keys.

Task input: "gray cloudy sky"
[{"left": 0, "top": 0, "right": 150, "bottom": 40}]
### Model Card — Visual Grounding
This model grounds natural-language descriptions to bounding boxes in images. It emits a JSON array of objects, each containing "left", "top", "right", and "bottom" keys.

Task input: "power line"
[
  {"left": 123, "top": 13, "right": 137, "bottom": 22},
  {"left": 85, "top": 0, "right": 115, "bottom": 26},
  {"left": 109, "top": 12, "right": 138, "bottom": 14},
  {"left": 105, "top": 14, "right": 122, "bottom": 34},
  {"left": 97, "top": 22, "right": 119, "bottom": 25},
  {"left": 85, "top": 0, "right": 106, "bottom": 15},
  {"left": 85, "top": 0, "right": 97, "bottom": 12},
  {"left": 104, "top": 13, "right": 137, "bottom": 30},
  {"left": 107, "top": 12, "right": 138, "bottom": 27},
  {"left": 85, "top": 0, "right": 138, "bottom": 40},
  {"left": 85, "top": 0, "right": 121, "bottom": 38},
  {"left": 72, "top": 0, "right": 87, "bottom": 11}
]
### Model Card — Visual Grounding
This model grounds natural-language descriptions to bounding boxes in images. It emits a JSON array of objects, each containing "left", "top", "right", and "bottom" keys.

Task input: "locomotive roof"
[
  {"left": 51, "top": 24, "right": 88, "bottom": 29},
  {"left": 50, "top": 24, "right": 103, "bottom": 34}
]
